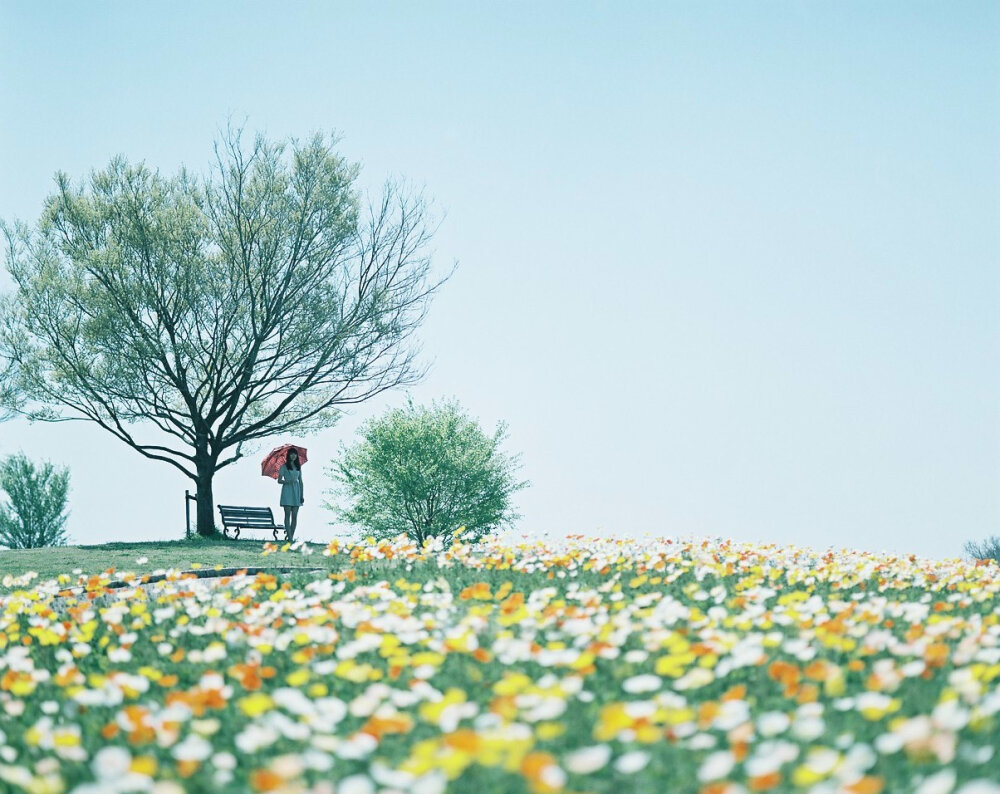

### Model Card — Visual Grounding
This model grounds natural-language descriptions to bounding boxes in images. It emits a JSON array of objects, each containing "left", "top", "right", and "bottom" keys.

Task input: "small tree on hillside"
[
  {"left": 964, "top": 536, "right": 1000, "bottom": 563},
  {"left": 0, "top": 126, "right": 447, "bottom": 536},
  {"left": 0, "top": 453, "right": 70, "bottom": 549},
  {"left": 325, "top": 399, "right": 527, "bottom": 544}
]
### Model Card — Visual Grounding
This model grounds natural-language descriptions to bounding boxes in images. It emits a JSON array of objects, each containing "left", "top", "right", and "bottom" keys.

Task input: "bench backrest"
[{"left": 217, "top": 505, "right": 278, "bottom": 528}]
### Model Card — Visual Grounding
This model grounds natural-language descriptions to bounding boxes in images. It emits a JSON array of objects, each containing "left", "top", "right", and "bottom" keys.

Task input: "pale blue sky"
[{"left": 0, "top": 2, "right": 997, "bottom": 558}]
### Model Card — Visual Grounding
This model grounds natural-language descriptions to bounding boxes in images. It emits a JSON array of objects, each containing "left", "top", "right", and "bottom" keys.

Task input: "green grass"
[{"left": 0, "top": 536, "right": 333, "bottom": 589}]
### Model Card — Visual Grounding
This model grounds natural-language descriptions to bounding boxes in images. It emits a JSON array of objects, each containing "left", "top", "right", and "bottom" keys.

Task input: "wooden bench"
[{"left": 217, "top": 505, "right": 288, "bottom": 541}]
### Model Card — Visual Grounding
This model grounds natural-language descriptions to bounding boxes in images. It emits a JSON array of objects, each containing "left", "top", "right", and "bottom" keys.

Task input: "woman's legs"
[
  {"left": 289, "top": 506, "right": 299, "bottom": 540},
  {"left": 283, "top": 506, "right": 293, "bottom": 538}
]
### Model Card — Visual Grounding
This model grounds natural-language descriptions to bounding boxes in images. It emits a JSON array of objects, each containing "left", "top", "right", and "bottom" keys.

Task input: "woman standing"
[{"left": 277, "top": 448, "right": 304, "bottom": 541}]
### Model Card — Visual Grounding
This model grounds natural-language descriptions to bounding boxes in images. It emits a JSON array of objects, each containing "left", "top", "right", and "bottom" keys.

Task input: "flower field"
[{"left": 2, "top": 536, "right": 1000, "bottom": 794}]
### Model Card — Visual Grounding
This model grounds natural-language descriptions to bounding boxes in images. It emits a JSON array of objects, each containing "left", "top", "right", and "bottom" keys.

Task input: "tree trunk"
[
  {"left": 195, "top": 465, "right": 216, "bottom": 537},
  {"left": 194, "top": 431, "right": 216, "bottom": 537}
]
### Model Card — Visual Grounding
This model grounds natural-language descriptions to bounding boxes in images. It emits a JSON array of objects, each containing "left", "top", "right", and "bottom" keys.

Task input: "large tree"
[{"left": 0, "top": 128, "right": 447, "bottom": 536}]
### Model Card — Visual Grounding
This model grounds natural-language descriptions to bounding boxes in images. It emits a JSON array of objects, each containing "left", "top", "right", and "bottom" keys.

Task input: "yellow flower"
[
  {"left": 285, "top": 669, "right": 310, "bottom": 687},
  {"left": 238, "top": 693, "right": 275, "bottom": 717}
]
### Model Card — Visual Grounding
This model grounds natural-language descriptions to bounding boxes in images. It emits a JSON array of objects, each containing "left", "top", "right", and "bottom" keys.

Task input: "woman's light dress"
[{"left": 278, "top": 464, "right": 303, "bottom": 507}]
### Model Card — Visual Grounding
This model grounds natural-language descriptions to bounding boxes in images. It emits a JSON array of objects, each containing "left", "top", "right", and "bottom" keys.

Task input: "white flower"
[
  {"left": 337, "top": 775, "right": 375, "bottom": 794},
  {"left": 697, "top": 751, "right": 735, "bottom": 782},
  {"left": 523, "top": 697, "right": 567, "bottom": 722},
  {"left": 614, "top": 751, "right": 650, "bottom": 774},
  {"left": 212, "top": 752, "right": 237, "bottom": 770},
  {"left": 315, "top": 697, "right": 348, "bottom": 724},
  {"left": 349, "top": 692, "right": 382, "bottom": 718},
  {"left": 151, "top": 784, "right": 186, "bottom": 794},
  {"left": 857, "top": 692, "right": 893, "bottom": 710},
  {"left": 622, "top": 674, "right": 661, "bottom": 694},
  {"left": 565, "top": 745, "right": 612, "bottom": 775},
  {"left": 758, "top": 711, "right": 790, "bottom": 736},
  {"left": 688, "top": 733, "right": 717, "bottom": 750},
  {"left": 956, "top": 783, "right": 1000, "bottom": 794},
  {"left": 803, "top": 747, "right": 840, "bottom": 775},
  {"left": 337, "top": 732, "right": 378, "bottom": 759},
  {"left": 270, "top": 754, "right": 305, "bottom": 779},
  {"left": 107, "top": 647, "right": 132, "bottom": 663},
  {"left": 136, "top": 557, "right": 149, "bottom": 564},
  {"left": 917, "top": 769, "right": 957, "bottom": 794},
  {"left": 1, "top": 767, "right": 33, "bottom": 789},
  {"left": 302, "top": 750, "right": 333, "bottom": 772},
  {"left": 745, "top": 753, "right": 783, "bottom": 778},
  {"left": 235, "top": 724, "right": 279, "bottom": 754},
  {"left": 623, "top": 701, "right": 657, "bottom": 720},
  {"left": 932, "top": 700, "right": 970, "bottom": 731},
  {"left": 540, "top": 765, "right": 567, "bottom": 789},
  {"left": 172, "top": 734, "right": 212, "bottom": 762},
  {"left": 874, "top": 733, "right": 904, "bottom": 754},
  {"left": 411, "top": 772, "right": 448, "bottom": 794},
  {"left": 92, "top": 746, "right": 131, "bottom": 778},
  {"left": 274, "top": 687, "right": 318, "bottom": 716},
  {"left": 674, "top": 667, "right": 714, "bottom": 690},
  {"left": 791, "top": 716, "right": 825, "bottom": 741},
  {"left": 841, "top": 743, "right": 877, "bottom": 774}
]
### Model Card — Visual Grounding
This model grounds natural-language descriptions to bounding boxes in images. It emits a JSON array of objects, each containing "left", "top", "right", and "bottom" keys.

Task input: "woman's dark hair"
[{"left": 285, "top": 448, "right": 301, "bottom": 470}]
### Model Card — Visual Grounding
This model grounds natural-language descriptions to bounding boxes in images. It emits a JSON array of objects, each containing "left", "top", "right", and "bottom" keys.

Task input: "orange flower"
[
  {"left": 460, "top": 582, "right": 492, "bottom": 600},
  {"left": 361, "top": 713, "right": 413, "bottom": 740},
  {"left": 925, "top": 643, "right": 950, "bottom": 668},
  {"left": 444, "top": 729, "right": 483, "bottom": 754},
  {"left": 251, "top": 769, "right": 284, "bottom": 792},
  {"left": 176, "top": 760, "right": 199, "bottom": 778},
  {"left": 521, "top": 751, "right": 559, "bottom": 786},
  {"left": 749, "top": 771, "right": 782, "bottom": 791},
  {"left": 722, "top": 684, "right": 747, "bottom": 702},
  {"left": 768, "top": 661, "right": 799, "bottom": 687},
  {"left": 847, "top": 777, "right": 884, "bottom": 794},
  {"left": 501, "top": 592, "right": 525, "bottom": 614},
  {"left": 490, "top": 695, "right": 519, "bottom": 721}
]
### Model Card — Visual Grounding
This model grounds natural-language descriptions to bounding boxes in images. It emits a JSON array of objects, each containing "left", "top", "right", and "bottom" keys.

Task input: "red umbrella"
[{"left": 261, "top": 444, "right": 308, "bottom": 479}]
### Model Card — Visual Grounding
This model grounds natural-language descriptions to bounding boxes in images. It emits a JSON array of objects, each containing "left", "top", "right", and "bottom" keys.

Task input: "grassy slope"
[{"left": 0, "top": 537, "right": 332, "bottom": 588}]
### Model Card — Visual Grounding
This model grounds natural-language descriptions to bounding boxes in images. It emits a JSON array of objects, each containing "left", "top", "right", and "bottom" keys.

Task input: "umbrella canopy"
[{"left": 261, "top": 444, "right": 308, "bottom": 479}]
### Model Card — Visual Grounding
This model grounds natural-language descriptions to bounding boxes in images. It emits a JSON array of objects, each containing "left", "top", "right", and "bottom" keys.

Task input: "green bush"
[{"left": 325, "top": 398, "right": 528, "bottom": 544}]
